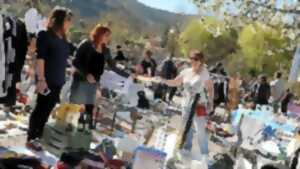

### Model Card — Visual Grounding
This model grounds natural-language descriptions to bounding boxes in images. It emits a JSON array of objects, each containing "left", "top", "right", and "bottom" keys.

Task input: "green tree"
[
  {"left": 192, "top": 0, "right": 300, "bottom": 57},
  {"left": 237, "top": 22, "right": 291, "bottom": 75},
  {"left": 179, "top": 18, "right": 237, "bottom": 63},
  {"left": 224, "top": 23, "right": 293, "bottom": 76},
  {"left": 98, "top": 11, "right": 140, "bottom": 45}
]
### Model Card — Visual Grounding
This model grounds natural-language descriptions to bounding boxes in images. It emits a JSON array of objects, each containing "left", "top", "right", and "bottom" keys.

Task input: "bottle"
[{"left": 78, "top": 112, "right": 85, "bottom": 132}]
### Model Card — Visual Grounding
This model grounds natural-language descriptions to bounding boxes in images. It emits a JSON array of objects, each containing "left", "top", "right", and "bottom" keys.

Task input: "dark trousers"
[
  {"left": 281, "top": 101, "right": 289, "bottom": 114},
  {"left": 27, "top": 86, "right": 62, "bottom": 141},
  {"left": 154, "top": 84, "right": 177, "bottom": 102},
  {"left": 85, "top": 104, "right": 94, "bottom": 128}
]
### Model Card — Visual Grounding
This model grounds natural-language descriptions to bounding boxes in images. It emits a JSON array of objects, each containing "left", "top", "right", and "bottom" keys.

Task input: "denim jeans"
[{"left": 181, "top": 106, "right": 209, "bottom": 155}]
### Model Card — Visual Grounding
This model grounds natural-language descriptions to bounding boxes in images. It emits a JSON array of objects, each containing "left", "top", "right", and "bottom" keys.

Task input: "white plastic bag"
[
  {"left": 191, "top": 160, "right": 208, "bottom": 169},
  {"left": 234, "top": 157, "right": 253, "bottom": 169}
]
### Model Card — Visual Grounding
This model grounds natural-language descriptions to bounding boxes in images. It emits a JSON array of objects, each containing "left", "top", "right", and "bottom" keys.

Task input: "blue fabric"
[
  {"left": 95, "top": 138, "right": 117, "bottom": 160},
  {"left": 266, "top": 121, "right": 295, "bottom": 134},
  {"left": 183, "top": 127, "right": 193, "bottom": 151},
  {"left": 134, "top": 146, "right": 167, "bottom": 160},
  {"left": 181, "top": 106, "right": 209, "bottom": 155},
  {"left": 182, "top": 118, "right": 208, "bottom": 155},
  {"left": 262, "top": 126, "right": 276, "bottom": 138}
]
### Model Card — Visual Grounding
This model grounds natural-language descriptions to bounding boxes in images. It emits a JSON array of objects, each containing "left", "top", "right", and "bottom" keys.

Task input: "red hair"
[{"left": 90, "top": 24, "right": 111, "bottom": 47}]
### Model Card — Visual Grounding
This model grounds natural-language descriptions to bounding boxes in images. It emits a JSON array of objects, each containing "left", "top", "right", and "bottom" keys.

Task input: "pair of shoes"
[{"left": 26, "top": 139, "right": 43, "bottom": 151}]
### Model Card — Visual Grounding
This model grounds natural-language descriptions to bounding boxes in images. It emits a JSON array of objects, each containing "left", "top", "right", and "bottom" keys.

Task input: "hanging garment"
[
  {"left": 0, "top": 15, "right": 27, "bottom": 105},
  {"left": 24, "top": 8, "right": 41, "bottom": 35},
  {"left": 0, "top": 15, "right": 6, "bottom": 97},
  {"left": 0, "top": 15, "right": 16, "bottom": 98},
  {"left": 228, "top": 77, "right": 241, "bottom": 110},
  {"left": 14, "top": 19, "right": 28, "bottom": 82},
  {"left": 211, "top": 73, "right": 229, "bottom": 106}
]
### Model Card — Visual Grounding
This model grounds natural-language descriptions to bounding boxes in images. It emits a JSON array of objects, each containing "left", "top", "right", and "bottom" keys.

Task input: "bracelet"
[{"left": 38, "top": 79, "right": 46, "bottom": 82}]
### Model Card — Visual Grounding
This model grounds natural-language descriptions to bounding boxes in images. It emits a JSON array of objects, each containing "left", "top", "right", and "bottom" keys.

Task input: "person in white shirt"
[
  {"left": 270, "top": 71, "right": 285, "bottom": 113},
  {"left": 153, "top": 50, "right": 214, "bottom": 161}
]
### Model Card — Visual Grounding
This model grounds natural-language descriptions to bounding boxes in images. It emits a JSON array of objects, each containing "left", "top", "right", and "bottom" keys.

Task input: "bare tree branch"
[{"left": 248, "top": 1, "right": 300, "bottom": 15}]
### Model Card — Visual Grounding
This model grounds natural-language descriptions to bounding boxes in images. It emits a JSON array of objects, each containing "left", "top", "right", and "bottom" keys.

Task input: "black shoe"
[{"left": 26, "top": 139, "right": 43, "bottom": 151}]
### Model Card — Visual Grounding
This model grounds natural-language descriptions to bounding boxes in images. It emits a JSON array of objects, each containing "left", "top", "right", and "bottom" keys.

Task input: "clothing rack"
[{"left": 0, "top": 13, "right": 28, "bottom": 106}]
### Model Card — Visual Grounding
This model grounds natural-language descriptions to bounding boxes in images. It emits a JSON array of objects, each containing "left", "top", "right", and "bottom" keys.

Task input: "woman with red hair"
[{"left": 71, "top": 24, "right": 111, "bottom": 129}]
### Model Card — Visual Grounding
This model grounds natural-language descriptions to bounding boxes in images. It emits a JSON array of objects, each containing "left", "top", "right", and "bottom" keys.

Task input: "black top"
[
  {"left": 73, "top": 40, "right": 105, "bottom": 81},
  {"left": 160, "top": 58, "right": 177, "bottom": 79},
  {"left": 282, "top": 92, "right": 293, "bottom": 104},
  {"left": 36, "top": 31, "right": 70, "bottom": 86},
  {"left": 140, "top": 58, "right": 157, "bottom": 77},
  {"left": 114, "top": 50, "right": 127, "bottom": 61},
  {"left": 253, "top": 83, "right": 271, "bottom": 105}
]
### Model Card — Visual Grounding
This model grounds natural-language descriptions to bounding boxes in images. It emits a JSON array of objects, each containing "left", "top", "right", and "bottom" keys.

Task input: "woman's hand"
[
  {"left": 96, "top": 88, "right": 102, "bottom": 99},
  {"left": 130, "top": 73, "right": 137, "bottom": 80},
  {"left": 36, "top": 80, "right": 48, "bottom": 94},
  {"left": 152, "top": 76, "right": 164, "bottom": 84},
  {"left": 87, "top": 74, "right": 97, "bottom": 84}
]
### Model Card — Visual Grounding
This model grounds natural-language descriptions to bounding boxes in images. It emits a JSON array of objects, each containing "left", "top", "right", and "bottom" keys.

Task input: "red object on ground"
[
  {"left": 19, "top": 95, "right": 28, "bottom": 104},
  {"left": 107, "top": 159, "right": 126, "bottom": 169},
  {"left": 54, "top": 162, "right": 68, "bottom": 169}
]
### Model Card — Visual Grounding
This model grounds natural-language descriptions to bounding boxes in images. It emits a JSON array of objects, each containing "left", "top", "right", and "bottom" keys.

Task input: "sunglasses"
[{"left": 189, "top": 57, "right": 200, "bottom": 61}]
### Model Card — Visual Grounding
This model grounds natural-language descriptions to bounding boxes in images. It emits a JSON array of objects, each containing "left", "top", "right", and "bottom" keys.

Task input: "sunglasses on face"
[{"left": 189, "top": 57, "right": 200, "bottom": 61}]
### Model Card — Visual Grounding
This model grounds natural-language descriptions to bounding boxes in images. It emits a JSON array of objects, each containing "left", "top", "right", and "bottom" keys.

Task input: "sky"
[{"left": 137, "top": 0, "right": 198, "bottom": 15}]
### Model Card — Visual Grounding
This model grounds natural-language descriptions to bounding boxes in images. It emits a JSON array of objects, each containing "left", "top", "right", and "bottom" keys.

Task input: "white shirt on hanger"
[{"left": 24, "top": 8, "right": 42, "bottom": 34}]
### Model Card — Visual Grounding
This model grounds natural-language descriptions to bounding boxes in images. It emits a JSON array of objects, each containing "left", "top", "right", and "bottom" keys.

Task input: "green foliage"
[
  {"left": 179, "top": 17, "right": 293, "bottom": 76},
  {"left": 179, "top": 18, "right": 237, "bottom": 62},
  {"left": 191, "top": 0, "right": 298, "bottom": 77},
  {"left": 237, "top": 22, "right": 291, "bottom": 75}
]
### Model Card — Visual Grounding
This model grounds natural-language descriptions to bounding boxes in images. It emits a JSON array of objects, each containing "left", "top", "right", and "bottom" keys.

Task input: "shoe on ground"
[
  {"left": 177, "top": 149, "right": 191, "bottom": 161},
  {"left": 26, "top": 139, "right": 43, "bottom": 152},
  {"left": 202, "top": 155, "right": 215, "bottom": 169}
]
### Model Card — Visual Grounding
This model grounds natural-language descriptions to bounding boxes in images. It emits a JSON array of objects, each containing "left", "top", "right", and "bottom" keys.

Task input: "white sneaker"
[
  {"left": 202, "top": 155, "right": 214, "bottom": 168},
  {"left": 177, "top": 149, "right": 191, "bottom": 161}
]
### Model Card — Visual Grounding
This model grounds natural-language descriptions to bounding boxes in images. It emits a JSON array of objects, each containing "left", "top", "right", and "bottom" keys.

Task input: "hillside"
[
  {"left": 64, "top": 0, "right": 194, "bottom": 32},
  {"left": 2, "top": 0, "right": 196, "bottom": 42}
]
